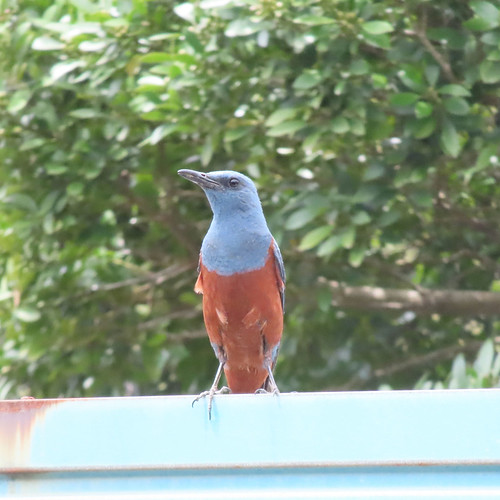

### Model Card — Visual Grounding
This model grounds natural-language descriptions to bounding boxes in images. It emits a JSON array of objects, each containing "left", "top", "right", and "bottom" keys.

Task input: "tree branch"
[
  {"left": 330, "top": 340, "right": 485, "bottom": 391},
  {"left": 373, "top": 340, "right": 485, "bottom": 378},
  {"left": 408, "top": 7, "right": 459, "bottom": 83},
  {"left": 89, "top": 262, "right": 194, "bottom": 293},
  {"left": 323, "top": 279, "right": 500, "bottom": 316}
]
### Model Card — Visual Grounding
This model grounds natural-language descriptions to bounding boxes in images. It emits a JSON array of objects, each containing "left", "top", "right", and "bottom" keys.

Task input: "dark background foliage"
[{"left": 0, "top": 0, "right": 499, "bottom": 399}]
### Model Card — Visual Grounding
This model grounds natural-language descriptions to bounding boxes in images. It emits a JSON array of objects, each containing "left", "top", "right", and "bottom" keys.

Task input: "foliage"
[
  {"left": 0, "top": 0, "right": 499, "bottom": 398},
  {"left": 415, "top": 339, "right": 500, "bottom": 390}
]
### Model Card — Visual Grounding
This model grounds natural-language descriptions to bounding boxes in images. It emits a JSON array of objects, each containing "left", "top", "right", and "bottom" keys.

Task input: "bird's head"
[{"left": 178, "top": 169, "right": 263, "bottom": 219}]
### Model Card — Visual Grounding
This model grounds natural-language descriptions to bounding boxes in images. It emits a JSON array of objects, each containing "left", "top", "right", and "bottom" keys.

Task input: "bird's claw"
[
  {"left": 192, "top": 386, "right": 231, "bottom": 420},
  {"left": 255, "top": 387, "right": 280, "bottom": 395},
  {"left": 191, "top": 390, "right": 210, "bottom": 408}
]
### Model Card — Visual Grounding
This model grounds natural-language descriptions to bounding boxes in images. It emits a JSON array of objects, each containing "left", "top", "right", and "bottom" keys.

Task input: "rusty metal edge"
[{"left": 2, "top": 458, "right": 500, "bottom": 475}]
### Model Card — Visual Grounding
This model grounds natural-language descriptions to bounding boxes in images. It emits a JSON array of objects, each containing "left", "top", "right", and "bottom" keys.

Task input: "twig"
[
  {"left": 373, "top": 340, "right": 484, "bottom": 378},
  {"left": 329, "top": 340, "right": 485, "bottom": 391},
  {"left": 89, "top": 263, "right": 193, "bottom": 293},
  {"left": 137, "top": 309, "right": 200, "bottom": 330},
  {"left": 410, "top": 7, "right": 459, "bottom": 83}
]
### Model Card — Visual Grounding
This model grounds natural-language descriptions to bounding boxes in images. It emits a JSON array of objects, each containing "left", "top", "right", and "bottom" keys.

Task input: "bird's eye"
[{"left": 228, "top": 177, "right": 239, "bottom": 188}]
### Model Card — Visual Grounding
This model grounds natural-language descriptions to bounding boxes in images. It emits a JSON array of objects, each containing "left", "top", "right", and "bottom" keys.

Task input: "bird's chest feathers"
[{"left": 201, "top": 222, "right": 271, "bottom": 275}]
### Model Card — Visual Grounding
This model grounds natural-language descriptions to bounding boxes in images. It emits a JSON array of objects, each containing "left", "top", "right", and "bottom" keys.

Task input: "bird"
[{"left": 178, "top": 169, "right": 285, "bottom": 418}]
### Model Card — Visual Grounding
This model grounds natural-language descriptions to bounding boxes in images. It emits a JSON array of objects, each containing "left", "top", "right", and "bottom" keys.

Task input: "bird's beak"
[{"left": 178, "top": 169, "right": 222, "bottom": 190}]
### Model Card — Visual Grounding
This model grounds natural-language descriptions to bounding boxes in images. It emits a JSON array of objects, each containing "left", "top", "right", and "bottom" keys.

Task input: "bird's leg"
[
  {"left": 192, "top": 362, "right": 229, "bottom": 419},
  {"left": 255, "top": 364, "right": 280, "bottom": 395},
  {"left": 266, "top": 365, "right": 280, "bottom": 394}
]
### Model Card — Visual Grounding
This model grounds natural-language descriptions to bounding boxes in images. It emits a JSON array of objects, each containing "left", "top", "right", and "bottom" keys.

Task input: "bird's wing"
[
  {"left": 194, "top": 253, "right": 203, "bottom": 294},
  {"left": 272, "top": 238, "right": 286, "bottom": 313}
]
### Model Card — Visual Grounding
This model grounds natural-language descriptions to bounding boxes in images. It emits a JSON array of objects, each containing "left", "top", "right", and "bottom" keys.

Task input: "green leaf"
[
  {"left": 14, "top": 307, "right": 41, "bottom": 323},
  {"left": 409, "top": 190, "right": 433, "bottom": 208},
  {"left": 137, "top": 75, "right": 165, "bottom": 87},
  {"left": 293, "top": 71, "right": 322, "bottom": 90},
  {"left": 378, "top": 210, "right": 401, "bottom": 227},
  {"left": 46, "top": 164, "right": 68, "bottom": 175},
  {"left": 317, "top": 234, "right": 344, "bottom": 257},
  {"left": 444, "top": 97, "right": 470, "bottom": 116},
  {"left": 339, "top": 226, "right": 356, "bottom": 249},
  {"left": 425, "top": 65, "right": 439, "bottom": 86},
  {"left": 302, "top": 131, "right": 322, "bottom": 152},
  {"left": 474, "top": 339, "right": 494, "bottom": 378},
  {"left": 50, "top": 60, "right": 86, "bottom": 81},
  {"left": 7, "top": 89, "right": 31, "bottom": 114},
  {"left": 298, "top": 226, "right": 333, "bottom": 251},
  {"left": 67, "top": 182, "right": 84, "bottom": 196},
  {"left": 487, "top": 49, "right": 500, "bottom": 61},
  {"left": 438, "top": 84, "right": 471, "bottom": 97},
  {"left": 285, "top": 206, "right": 322, "bottom": 230},
  {"left": 470, "top": 1, "right": 500, "bottom": 29},
  {"left": 69, "top": 109, "right": 100, "bottom": 119},
  {"left": 32, "top": 36, "right": 64, "bottom": 51},
  {"left": 265, "top": 108, "right": 298, "bottom": 127},
  {"left": 352, "top": 211, "right": 371, "bottom": 225},
  {"left": 480, "top": 60, "right": 500, "bottom": 83},
  {"left": 331, "top": 117, "right": 350, "bottom": 134},
  {"left": 173, "top": 2, "right": 196, "bottom": 23},
  {"left": 224, "top": 126, "right": 252, "bottom": 142},
  {"left": 412, "top": 117, "right": 436, "bottom": 139},
  {"left": 182, "top": 32, "right": 203, "bottom": 53},
  {"left": 398, "top": 66, "right": 425, "bottom": 92},
  {"left": 349, "top": 59, "right": 370, "bottom": 75},
  {"left": 363, "top": 163, "right": 385, "bottom": 181},
  {"left": 449, "top": 354, "right": 468, "bottom": 389},
  {"left": 293, "top": 15, "right": 335, "bottom": 26},
  {"left": 415, "top": 101, "right": 433, "bottom": 119},
  {"left": 390, "top": 92, "right": 420, "bottom": 107},
  {"left": 140, "top": 123, "right": 178, "bottom": 146},
  {"left": 39, "top": 190, "right": 60, "bottom": 215},
  {"left": 361, "top": 21, "right": 394, "bottom": 35},
  {"left": 490, "top": 280, "right": 500, "bottom": 292},
  {"left": 267, "top": 120, "right": 307, "bottom": 137},
  {"left": 428, "top": 28, "right": 467, "bottom": 49},
  {"left": 201, "top": 135, "right": 213, "bottom": 167},
  {"left": 481, "top": 31, "right": 500, "bottom": 46},
  {"left": 464, "top": 16, "right": 493, "bottom": 31},
  {"left": 362, "top": 32, "right": 391, "bottom": 50},
  {"left": 352, "top": 185, "right": 380, "bottom": 204},
  {"left": 79, "top": 40, "right": 107, "bottom": 52},
  {"left": 317, "top": 227, "right": 356, "bottom": 256},
  {"left": 440, "top": 120, "right": 461, "bottom": 158},
  {"left": 5, "top": 193, "right": 38, "bottom": 212},
  {"left": 348, "top": 246, "right": 366, "bottom": 267},
  {"left": 225, "top": 19, "right": 270, "bottom": 37}
]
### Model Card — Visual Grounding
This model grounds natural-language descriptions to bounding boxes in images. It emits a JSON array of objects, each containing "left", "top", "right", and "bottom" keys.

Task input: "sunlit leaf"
[
  {"left": 361, "top": 21, "right": 394, "bottom": 34},
  {"left": 14, "top": 307, "right": 41, "bottom": 323},
  {"left": 32, "top": 36, "right": 64, "bottom": 51},
  {"left": 298, "top": 225, "right": 333, "bottom": 251}
]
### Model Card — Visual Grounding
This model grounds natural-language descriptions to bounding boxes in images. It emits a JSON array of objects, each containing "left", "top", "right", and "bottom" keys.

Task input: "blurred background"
[{"left": 0, "top": 0, "right": 499, "bottom": 398}]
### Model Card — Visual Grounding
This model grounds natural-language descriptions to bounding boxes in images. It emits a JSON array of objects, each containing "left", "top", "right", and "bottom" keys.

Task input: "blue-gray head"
[
  {"left": 177, "top": 169, "right": 264, "bottom": 221},
  {"left": 178, "top": 169, "right": 273, "bottom": 274}
]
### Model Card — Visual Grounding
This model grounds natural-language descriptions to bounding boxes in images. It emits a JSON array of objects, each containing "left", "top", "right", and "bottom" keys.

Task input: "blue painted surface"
[{"left": 1, "top": 390, "right": 500, "bottom": 498}]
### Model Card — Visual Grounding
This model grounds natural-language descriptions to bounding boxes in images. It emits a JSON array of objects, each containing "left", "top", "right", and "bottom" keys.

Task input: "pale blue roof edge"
[{"left": 1, "top": 390, "right": 500, "bottom": 498}]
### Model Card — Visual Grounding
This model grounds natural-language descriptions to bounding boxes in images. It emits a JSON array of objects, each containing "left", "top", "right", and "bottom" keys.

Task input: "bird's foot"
[
  {"left": 255, "top": 387, "right": 280, "bottom": 396},
  {"left": 192, "top": 386, "right": 231, "bottom": 419}
]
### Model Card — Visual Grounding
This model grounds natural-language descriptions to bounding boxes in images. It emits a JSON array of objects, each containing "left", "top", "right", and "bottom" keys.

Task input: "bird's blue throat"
[{"left": 201, "top": 210, "right": 273, "bottom": 275}]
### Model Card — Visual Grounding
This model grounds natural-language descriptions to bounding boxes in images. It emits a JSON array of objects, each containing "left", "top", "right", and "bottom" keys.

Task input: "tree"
[{"left": 0, "top": 0, "right": 499, "bottom": 398}]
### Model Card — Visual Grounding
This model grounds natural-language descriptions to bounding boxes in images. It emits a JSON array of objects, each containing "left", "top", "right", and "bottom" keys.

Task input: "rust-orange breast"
[{"left": 195, "top": 246, "right": 283, "bottom": 393}]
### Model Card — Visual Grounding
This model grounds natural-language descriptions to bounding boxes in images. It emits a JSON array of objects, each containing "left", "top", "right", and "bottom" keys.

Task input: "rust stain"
[{"left": 0, "top": 399, "right": 64, "bottom": 468}]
